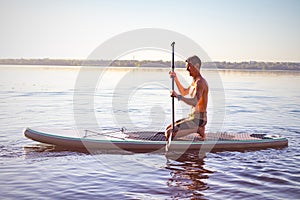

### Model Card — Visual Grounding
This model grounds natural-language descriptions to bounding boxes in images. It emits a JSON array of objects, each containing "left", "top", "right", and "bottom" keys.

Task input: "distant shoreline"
[{"left": 0, "top": 59, "right": 299, "bottom": 71}]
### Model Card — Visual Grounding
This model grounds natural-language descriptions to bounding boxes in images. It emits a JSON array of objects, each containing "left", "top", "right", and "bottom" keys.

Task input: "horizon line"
[{"left": 0, "top": 58, "right": 299, "bottom": 63}]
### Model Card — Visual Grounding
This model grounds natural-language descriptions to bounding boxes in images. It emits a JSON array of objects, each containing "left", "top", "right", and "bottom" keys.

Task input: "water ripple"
[{"left": 0, "top": 67, "right": 299, "bottom": 199}]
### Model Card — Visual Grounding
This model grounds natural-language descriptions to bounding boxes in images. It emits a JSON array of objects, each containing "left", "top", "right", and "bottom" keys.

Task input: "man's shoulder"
[
  {"left": 196, "top": 77, "right": 207, "bottom": 85},
  {"left": 196, "top": 78, "right": 208, "bottom": 89}
]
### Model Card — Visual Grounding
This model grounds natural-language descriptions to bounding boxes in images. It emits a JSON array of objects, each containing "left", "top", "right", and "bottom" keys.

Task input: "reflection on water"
[
  {"left": 165, "top": 152, "right": 213, "bottom": 199},
  {"left": 1, "top": 66, "right": 299, "bottom": 199}
]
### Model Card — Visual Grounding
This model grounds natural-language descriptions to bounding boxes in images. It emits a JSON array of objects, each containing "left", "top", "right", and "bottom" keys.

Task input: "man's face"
[{"left": 186, "top": 62, "right": 197, "bottom": 77}]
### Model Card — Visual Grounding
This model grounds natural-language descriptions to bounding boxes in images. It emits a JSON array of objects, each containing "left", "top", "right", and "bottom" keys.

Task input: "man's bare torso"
[{"left": 189, "top": 77, "right": 208, "bottom": 113}]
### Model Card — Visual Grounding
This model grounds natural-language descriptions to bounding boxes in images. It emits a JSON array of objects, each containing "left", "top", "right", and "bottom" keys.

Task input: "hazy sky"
[{"left": 0, "top": 0, "right": 299, "bottom": 62}]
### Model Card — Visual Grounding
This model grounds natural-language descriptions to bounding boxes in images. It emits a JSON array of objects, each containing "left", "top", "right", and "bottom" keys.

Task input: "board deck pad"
[{"left": 125, "top": 131, "right": 263, "bottom": 141}]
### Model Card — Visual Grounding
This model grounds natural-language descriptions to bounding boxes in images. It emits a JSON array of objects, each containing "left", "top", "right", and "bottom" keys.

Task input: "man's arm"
[
  {"left": 176, "top": 80, "right": 203, "bottom": 106},
  {"left": 169, "top": 71, "right": 190, "bottom": 96}
]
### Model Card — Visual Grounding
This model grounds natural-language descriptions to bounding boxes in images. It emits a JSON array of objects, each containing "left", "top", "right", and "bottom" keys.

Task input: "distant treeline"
[{"left": 0, "top": 58, "right": 299, "bottom": 71}]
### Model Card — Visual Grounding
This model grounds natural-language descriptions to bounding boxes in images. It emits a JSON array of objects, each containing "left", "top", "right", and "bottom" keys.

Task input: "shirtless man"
[{"left": 165, "top": 55, "right": 209, "bottom": 141}]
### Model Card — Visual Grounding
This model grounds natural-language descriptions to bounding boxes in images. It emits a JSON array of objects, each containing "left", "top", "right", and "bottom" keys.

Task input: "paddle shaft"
[{"left": 171, "top": 42, "right": 175, "bottom": 132}]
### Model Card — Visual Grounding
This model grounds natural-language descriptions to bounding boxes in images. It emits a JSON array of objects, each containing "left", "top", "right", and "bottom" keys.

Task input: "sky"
[{"left": 0, "top": 0, "right": 299, "bottom": 62}]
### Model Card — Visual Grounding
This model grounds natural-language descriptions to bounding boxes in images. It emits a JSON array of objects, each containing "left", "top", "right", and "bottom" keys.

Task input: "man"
[{"left": 165, "top": 55, "right": 208, "bottom": 141}]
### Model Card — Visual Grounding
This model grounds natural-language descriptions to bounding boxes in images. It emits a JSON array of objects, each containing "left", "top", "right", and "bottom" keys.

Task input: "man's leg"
[
  {"left": 165, "top": 118, "right": 188, "bottom": 140},
  {"left": 165, "top": 126, "right": 179, "bottom": 140},
  {"left": 166, "top": 126, "right": 206, "bottom": 141},
  {"left": 172, "top": 128, "right": 198, "bottom": 138}
]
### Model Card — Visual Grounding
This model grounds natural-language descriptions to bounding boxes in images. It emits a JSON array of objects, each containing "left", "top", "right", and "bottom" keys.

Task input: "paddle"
[{"left": 166, "top": 42, "right": 175, "bottom": 151}]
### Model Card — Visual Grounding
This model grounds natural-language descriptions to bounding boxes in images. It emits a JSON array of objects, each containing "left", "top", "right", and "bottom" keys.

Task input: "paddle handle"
[{"left": 171, "top": 42, "right": 175, "bottom": 132}]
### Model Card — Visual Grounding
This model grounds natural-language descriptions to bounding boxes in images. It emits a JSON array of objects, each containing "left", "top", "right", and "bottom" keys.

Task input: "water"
[{"left": 0, "top": 65, "right": 299, "bottom": 199}]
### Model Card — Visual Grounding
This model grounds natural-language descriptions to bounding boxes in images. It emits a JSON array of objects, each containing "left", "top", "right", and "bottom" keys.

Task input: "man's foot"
[
  {"left": 197, "top": 127, "right": 206, "bottom": 141},
  {"left": 197, "top": 134, "right": 206, "bottom": 141}
]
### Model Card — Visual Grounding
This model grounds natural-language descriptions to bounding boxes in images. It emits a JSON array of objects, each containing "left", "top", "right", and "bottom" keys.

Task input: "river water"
[{"left": 0, "top": 65, "right": 299, "bottom": 199}]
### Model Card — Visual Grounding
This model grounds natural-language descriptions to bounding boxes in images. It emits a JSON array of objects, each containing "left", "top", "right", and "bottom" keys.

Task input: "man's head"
[
  {"left": 186, "top": 55, "right": 201, "bottom": 77},
  {"left": 186, "top": 55, "right": 201, "bottom": 69}
]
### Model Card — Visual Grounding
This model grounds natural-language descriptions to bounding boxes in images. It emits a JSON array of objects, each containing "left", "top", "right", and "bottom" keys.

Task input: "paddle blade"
[{"left": 165, "top": 131, "right": 173, "bottom": 151}]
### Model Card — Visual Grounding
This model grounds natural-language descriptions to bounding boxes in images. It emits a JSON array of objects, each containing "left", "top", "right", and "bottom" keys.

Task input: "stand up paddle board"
[{"left": 24, "top": 127, "right": 288, "bottom": 153}]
